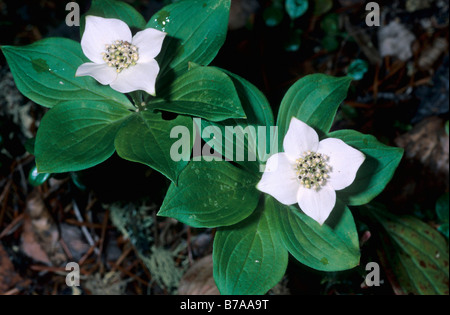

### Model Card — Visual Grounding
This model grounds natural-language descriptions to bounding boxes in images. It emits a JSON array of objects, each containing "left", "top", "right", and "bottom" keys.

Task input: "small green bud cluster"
[
  {"left": 295, "top": 151, "right": 331, "bottom": 190},
  {"left": 102, "top": 40, "right": 139, "bottom": 73}
]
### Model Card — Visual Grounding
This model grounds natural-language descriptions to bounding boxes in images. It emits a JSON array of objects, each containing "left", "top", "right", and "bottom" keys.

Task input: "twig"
[
  {"left": 0, "top": 213, "right": 24, "bottom": 239},
  {"left": 97, "top": 209, "right": 109, "bottom": 264},
  {"left": 186, "top": 226, "right": 194, "bottom": 266},
  {"left": 3, "top": 288, "right": 20, "bottom": 295},
  {"left": 15, "top": 158, "right": 28, "bottom": 195},
  {"left": 64, "top": 219, "right": 111, "bottom": 229},
  {"left": 110, "top": 243, "right": 133, "bottom": 272},
  {"left": 43, "top": 178, "right": 69, "bottom": 200},
  {"left": 0, "top": 179, "right": 12, "bottom": 227},
  {"left": 30, "top": 264, "right": 88, "bottom": 276},
  {"left": 72, "top": 201, "right": 99, "bottom": 256},
  {"left": 83, "top": 262, "right": 99, "bottom": 276},
  {"left": 59, "top": 238, "right": 74, "bottom": 261},
  {"left": 110, "top": 262, "right": 149, "bottom": 286},
  {"left": 344, "top": 15, "right": 382, "bottom": 66},
  {"left": 137, "top": 255, "right": 152, "bottom": 281},
  {"left": 78, "top": 240, "right": 100, "bottom": 266},
  {"left": 373, "top": 63, "right": 380, "bottom": 101}
]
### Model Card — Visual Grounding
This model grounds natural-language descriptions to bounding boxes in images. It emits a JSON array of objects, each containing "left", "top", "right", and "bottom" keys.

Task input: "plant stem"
[{"left": 130, "top": 91, "right": 145, "bottom": 111}]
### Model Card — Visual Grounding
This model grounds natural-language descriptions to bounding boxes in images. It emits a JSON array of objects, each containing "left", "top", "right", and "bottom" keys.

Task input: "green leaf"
[
  {"left": 313, "top": 0, "right": 333, "bottom": 16},
  {"left": 436, "top": 193, "right": 449, "bottom": 224},
  {"left": 70, "top": 172, "right": 87, "bottom": 191},
  {"left": 28, "top": 165, "right": 51, "bottom": 186},
  {"left": 80, "top": 0, "right": 146, "bottom": 36},
  {"left": 367, "top": 204, "right": 449, "bottom": 295},
  {"left": 1, "top": 38, "right": 133, "bottom": 110},
  {"left": 114, "top": 111, "right": 192, "bottom": 184},
  {"left": 320, "top": 13, "right": 339, "bottom": 35},
  {"left": 24, "top": 137, "right": 36, "bottom": 155},
  {"left": 148, "top": 65, "right": 245, "bottom": 122},
  {"left": 285, "top": 0, "right": 309, "bottom": 20},
  {"left": 329, "top": 130, "right": 403, "bottom": 206},
  {"left": 277, "top": 74, "right": 352, "bottom": 142},
  {"left": 158, "top": 160, "right": 260, "bottom": 228},
  {"left": 347, "top": 59, "right": 369, "bottom": 81},
  {"left": 213, "top": 196, "right": 289, "bottom": 295},
  {"left": 35, "top": 100, "right": 132, "bottom": 173},
  {"left": 276, "top": 198, "right": 360, "bottom": 271},
  {"left": 438, "top": 224, "right": 449, "bottom": 240},
  {"left": 199, "top": 69, "right": 275, "bottom": 173},
  {"left": 146, "top": 0, "right": 230, "bottom": 85}
]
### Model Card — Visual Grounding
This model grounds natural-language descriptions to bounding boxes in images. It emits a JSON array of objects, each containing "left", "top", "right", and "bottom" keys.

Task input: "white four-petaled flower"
[
  {"left": 257, "top": 117, "right": 365, "bottom": 225},
  {"left": 76, "top": 16, "right": 166, "bottom": 96}
]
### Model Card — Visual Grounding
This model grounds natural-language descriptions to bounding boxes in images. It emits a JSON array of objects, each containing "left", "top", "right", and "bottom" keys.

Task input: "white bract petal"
[
  {"left": 257, "top": 117, "right": 365, "bottom": 225},
  {"left": 110, "top": 59, "right": 160, "bottom": 96},
  {"left": 75, "top": 62, "right": 117, "bottom": 85},
  {"left": 283, "top": 117, "right": 319, "bottom": 161},
  {"left": 297, "top": 183, "right": 336, "bottom": 225},
  {"left": 132, "top": 28, "right": 167, "bottom": 63},
  {"left": 257, "top": 153, "right": 299, "bottom": 205},
  {"left": 81, "top": 16, "right": 132, "bottom": 64},
  {"left": 317, "top": 138, "right": 366, "bottom": 191},
  {"left": 76, "top": 16, "right": 166, "bottom": 95}
]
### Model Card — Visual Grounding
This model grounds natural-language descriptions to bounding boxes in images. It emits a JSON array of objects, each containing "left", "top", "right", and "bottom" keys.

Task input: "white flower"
[
  {"left": 257, "top": 117, "right": 365, "bottom": 225},
  {"left": 76, "top": 16, "right": 166, "bottom": 96}
]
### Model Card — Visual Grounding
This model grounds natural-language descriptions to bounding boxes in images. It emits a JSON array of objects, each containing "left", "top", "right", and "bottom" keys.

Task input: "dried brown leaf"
[
  {"left": 0, "top": 243, "right": 22, "bottom": 294},
  {"left": 60, "top": 223, "right": 90, "bottom": 261},
  {"left": 21, "top": 190, "right": 66, "bottom": 265},
  {"left": 395, "top": 116, "right": 449, "bottom": 194},
  {"left": 395, "top": 117, "right": 449, "bottom": 175},
  {"left": 178, "top": 254, "right": 219, "bottom": 295},
  {"left": 21, "top": 214, "right": 52, "bottom": 265}
]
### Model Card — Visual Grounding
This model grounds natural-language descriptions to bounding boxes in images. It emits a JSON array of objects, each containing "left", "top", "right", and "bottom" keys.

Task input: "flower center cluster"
[
  {"left": 295, "top": 151, "right": 331, "bottom": 190},
  {"left": 102, "top": 40, "right": 139, "bottom": 73}
]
